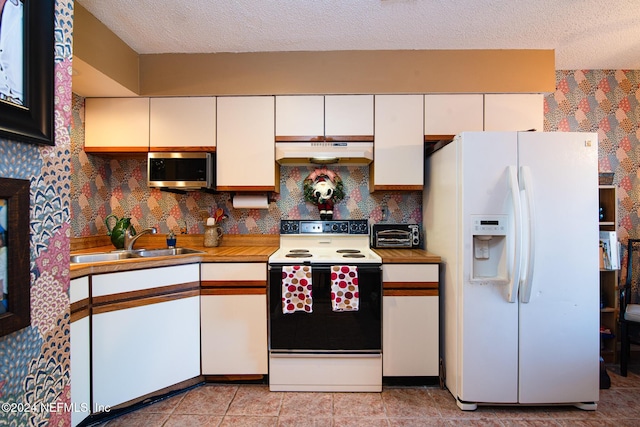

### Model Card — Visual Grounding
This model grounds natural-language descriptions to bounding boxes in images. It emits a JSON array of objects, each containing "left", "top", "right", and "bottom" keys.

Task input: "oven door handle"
[
  {"left": 269, "top": 265, "right": 381, "bottom": 273},
  {"left": 270, "top": 352, "right": 381, "bottom": 358}
]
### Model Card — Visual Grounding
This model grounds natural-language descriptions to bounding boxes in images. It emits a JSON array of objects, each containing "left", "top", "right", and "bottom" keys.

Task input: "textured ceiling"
[{"left": 76, "top": 0, "right": 640, "bottom": 70}]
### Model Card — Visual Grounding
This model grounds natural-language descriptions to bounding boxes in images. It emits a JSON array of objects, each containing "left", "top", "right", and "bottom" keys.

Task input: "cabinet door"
[
  {"left": 374, "top": 95, "right": 424, "bottom": 190},
  {"left": 201, "top": 294, "right": 268, "bottom": 375},
  {"left": 91, "top": 265, "right": 200, "bottom": 409},
  {"left": 150, "top": 97, "right": 216, "bottom": 150},
  {"left": 92, "top": 297, "right": 200, "bottom": 409},
  {"left": 216, "top": 96, "right": 275, "bottom": 191},
  {"left": 275, "top": 95, "right": 324, "bottom": 139},
  {"left": 84, "top": 98, "right": 150, "bottom": 152},
  {"left": 325, "top": 95, "right": 374, "bottom": 138},
  {"left": 424, "top": 94, "right": 483, "bottom": 136},
  {"left": 484, "top": 94, "right": 544, "bottom": 131},
  {"left": 70, "top": 277, "right": 90, "bottom": 425},
  {"left": 383, "top": 296, "right": 439, "bottom": 376}
]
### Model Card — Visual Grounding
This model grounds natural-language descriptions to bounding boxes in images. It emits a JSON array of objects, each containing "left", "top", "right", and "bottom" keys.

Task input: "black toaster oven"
[{"left": 370, "top": 223, "right": 421, "bottom": 249}]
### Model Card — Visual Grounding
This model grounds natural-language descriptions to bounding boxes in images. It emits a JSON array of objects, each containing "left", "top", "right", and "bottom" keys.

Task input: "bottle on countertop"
[{"left": 167, "top": 231, "right": 177, "bottom": 248}]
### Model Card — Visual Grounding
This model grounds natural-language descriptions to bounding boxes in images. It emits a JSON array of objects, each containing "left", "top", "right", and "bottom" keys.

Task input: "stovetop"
[{"left": 269, "top": 220, "right": 381, "bottom": 264}]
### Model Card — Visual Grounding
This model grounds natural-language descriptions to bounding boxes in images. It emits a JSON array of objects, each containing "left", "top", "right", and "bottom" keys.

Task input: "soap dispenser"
[{"left": 166, "top": 231, "right": 177, "bottom": 248}]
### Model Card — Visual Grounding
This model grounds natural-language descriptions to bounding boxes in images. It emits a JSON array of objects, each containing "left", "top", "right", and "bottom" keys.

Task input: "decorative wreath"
[{"left": 303, "top": 168, "right": 345, "bottom": 206}]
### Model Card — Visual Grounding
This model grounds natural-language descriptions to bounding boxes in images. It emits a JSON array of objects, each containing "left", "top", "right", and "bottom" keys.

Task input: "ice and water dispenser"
[{"left": 471, "top": 215, "right": 508, "bottom": 282}]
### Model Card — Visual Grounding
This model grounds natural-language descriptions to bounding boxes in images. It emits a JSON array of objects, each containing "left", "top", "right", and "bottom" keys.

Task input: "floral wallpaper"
[
  {"left": 545, "top": 70, "right": 640, "bottom": 244},
  {"left": 70, "top": 93, "right": 422, "bottom": 238},
  {"left": 0, "top": 1, "right": 73, "bottom": 426}
]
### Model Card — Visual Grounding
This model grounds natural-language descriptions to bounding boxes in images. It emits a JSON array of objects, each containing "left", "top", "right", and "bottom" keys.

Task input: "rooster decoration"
[{"left": 303, "top": 168, "right": 345, "bottom": 220}]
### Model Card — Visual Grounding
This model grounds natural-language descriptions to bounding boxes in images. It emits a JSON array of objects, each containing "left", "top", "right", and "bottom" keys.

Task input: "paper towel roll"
[{"left": 232, "top": 194, "right": 269, "bottom": 209}]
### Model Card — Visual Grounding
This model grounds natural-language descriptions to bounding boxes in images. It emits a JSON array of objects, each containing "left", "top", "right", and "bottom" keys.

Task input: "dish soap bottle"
[{"left": 166, "top": 231, "right": 177, "bottom": 248}]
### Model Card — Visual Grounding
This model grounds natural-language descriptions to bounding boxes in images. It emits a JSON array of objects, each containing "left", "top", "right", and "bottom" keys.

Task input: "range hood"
[{"left": 275, "top": 141, "right": 374, "bottom": 165}]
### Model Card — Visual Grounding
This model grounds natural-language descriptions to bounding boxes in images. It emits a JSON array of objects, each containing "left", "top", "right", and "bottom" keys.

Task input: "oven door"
[{"left": 268, "top": 263, "right": 382, "bottom": 353}]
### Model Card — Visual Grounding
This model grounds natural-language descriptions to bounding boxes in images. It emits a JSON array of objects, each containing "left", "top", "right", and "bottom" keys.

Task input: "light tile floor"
[{"left": 91, "top": 364, "right": 640, "bottom": 426}]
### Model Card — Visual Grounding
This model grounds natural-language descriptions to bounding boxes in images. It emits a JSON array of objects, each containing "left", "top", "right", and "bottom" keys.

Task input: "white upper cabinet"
[
  {"left": 84, "top": 97, "right": 150, "bottom": 152},
  {"left": 149, "top": 97, "right": 216, "bottom": 150},
  {"left": 325, "top": 95, "right": 374, "bottom": 138},
  {"left": 373, "top": 95, "right": 424, "bottom": 190},
  {"left": 484, "top": 94, "right": 544, "bottom": 132},
  {"left": 424, "top": 94, "right": 484, "bottom": 136},
  {"left": 216, "top": 96, "right": 276, "bottom": 191},
  {"left": 275, "top": 95, "right": 324, "bottom": 139},
  {"left": 275, "top": 95, "right": 374, "bottom": 141}
]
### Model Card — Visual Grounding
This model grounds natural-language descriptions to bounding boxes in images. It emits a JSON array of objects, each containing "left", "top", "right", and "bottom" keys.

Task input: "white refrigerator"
[{"left": 424, "top": 131, "right": 600, "bottom": 410}]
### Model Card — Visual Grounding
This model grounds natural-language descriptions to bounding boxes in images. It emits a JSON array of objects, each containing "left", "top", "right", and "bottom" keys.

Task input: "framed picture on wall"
[
  {"left": 0, "top": 0, "right": 54, "bottom": 146},
  {"left": 0, "top": 177, "right": 30, "bottom": 337}
]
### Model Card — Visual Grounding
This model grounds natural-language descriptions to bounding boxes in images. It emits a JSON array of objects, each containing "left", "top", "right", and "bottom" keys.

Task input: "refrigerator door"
[
  {"left": 458, "top": 132, "right": 520, "bottom": 403},
  {"left": 517, "top": 132, "right": 600, "bottom": 404}
]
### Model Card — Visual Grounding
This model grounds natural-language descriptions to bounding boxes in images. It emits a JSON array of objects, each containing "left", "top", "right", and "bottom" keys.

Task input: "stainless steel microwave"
[{"left": 147, "top": 152, "right": 216, "bottom": 190}]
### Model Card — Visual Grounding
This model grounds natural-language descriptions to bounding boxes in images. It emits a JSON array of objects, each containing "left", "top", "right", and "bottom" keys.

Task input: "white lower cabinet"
[
  {"left": 70, "top": 277, "right": 90, "bottom": 427},
  {"left": 91, "top": 264, "right": 200, "bottom": 409},
  {"left": 383, "top": 295, "right": 439, "bottom": 376},
  {"left": 382, "top": 263, "right": 439, "bottom": 377},
  {"left": 201, "top": 294, "right": 268, "bottom": 375},
  {"left": 200, "top": 263, "right": 268, "bottom": 375}
]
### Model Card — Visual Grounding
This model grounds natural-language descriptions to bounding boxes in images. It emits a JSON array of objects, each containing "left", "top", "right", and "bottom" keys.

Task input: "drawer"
[
  {"left": 201, "top": 262, "right": 266, "bottom": 282},
  {"left": 92, "top": 264, "right": 200, "bottom": 297},
  {"left": 70, "top": 276, "right": 89, "bottom": 304},
  {"left": 382, "top": 264, "right": 438, "bottom": 282}
]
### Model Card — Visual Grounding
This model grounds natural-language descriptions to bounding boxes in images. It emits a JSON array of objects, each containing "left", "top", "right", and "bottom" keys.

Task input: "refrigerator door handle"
[
  {"left": 507, "top": 166, "right": 522, "bottom": 303},
  {"left": 519, "top": 165, "right": 536, "bottom": 303}
]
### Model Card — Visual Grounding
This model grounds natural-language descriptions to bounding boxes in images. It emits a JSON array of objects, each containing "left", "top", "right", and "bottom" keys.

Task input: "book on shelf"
[{"left": 599, "top": 231, "right": 620, "bottom": 270}]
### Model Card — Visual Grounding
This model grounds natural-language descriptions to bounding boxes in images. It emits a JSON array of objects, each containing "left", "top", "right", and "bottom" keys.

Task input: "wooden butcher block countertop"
[
  {"left": 70, "top": 234, "right": 279, "bottom": 278},
  {"left": 372, "top": 248, "right": 441, "bottom": 264},
  {"left": 70, "top": 234, "right": 442, "bottom": 278}
]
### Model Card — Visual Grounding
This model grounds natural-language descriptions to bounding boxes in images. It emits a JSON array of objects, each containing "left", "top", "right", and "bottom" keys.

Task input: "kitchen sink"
[
  {"left": 70, "top": 251, "right": 135, "bottom": 263},
  {"left": 70, "top": 247, "right": 204, "bottom": 264},
  {"left": 130, "top": 247, "right": 204, "bottom": 257}
]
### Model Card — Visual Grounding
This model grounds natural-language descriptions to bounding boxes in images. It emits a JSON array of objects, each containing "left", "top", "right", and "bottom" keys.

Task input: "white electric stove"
[{"left": 268, "top": 219, "right": 383, "bottom": 392}]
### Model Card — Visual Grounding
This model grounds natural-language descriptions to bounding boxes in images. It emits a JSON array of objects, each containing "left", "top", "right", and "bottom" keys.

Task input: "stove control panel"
[{"left": 280, "top": 220, "right": 369, "bottom": 235}]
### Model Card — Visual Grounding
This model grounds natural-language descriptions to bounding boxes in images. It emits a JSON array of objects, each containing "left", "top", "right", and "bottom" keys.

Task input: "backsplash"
[
  {"left": 72, "top": 70, "right": 640, "bottom": 242},
  {"left": 70, "top": 94, "right": 421, "bottom": 236}
]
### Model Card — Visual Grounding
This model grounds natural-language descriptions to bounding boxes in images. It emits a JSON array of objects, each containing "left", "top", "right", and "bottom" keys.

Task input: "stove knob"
[
  {"left": 281, "top": 221, "right": 299, "bottom": 234},
  {"left": 331, "top": 223, "right": 339, "bottom": 232}
]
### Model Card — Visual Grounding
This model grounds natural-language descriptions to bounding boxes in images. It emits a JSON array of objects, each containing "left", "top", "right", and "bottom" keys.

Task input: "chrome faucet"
[{"left": 124, "top": 225, "right": 157, "bottom": 251}]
